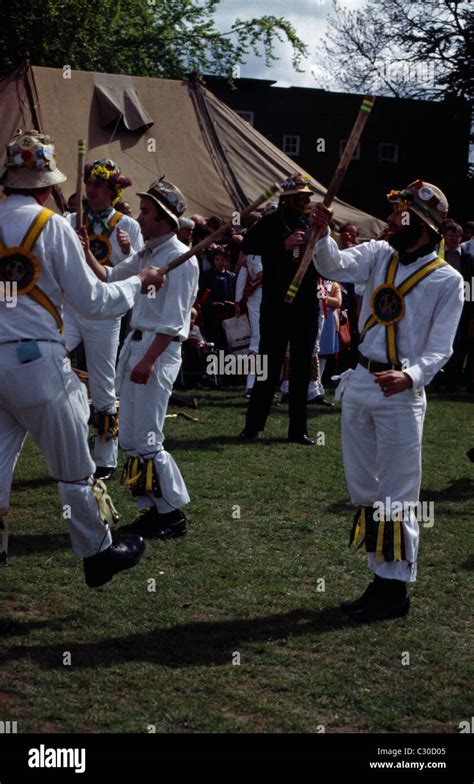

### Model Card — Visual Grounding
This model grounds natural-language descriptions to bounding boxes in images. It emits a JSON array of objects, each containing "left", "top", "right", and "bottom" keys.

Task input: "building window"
[
  {"left": 283, "top": 135, "right": 301, "bottom": 156},
  {"left": 236, "top": 110, "right": 255, "bottom": 126},
  {"left": 339, "top": 139, "right": 360, "bottom": 160},
  {"left": 378, "top": 143, "right": 399, "bottom": 163}
]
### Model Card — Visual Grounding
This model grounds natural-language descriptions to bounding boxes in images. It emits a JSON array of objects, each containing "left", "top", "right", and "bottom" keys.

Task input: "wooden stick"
[
  {"left": 159, "top": 182, "right": 280, "bottom": 275},
  {"left": 284, "top": 96, "right": 376, "bottom": 304},
  {"left": 76, "top": 139, "right": 86, "bottom": 228}
]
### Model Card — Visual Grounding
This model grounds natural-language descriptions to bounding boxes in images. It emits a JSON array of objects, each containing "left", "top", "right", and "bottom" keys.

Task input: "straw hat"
[{"left": 2, "top": 129, "right": 66, "bottom": 189}]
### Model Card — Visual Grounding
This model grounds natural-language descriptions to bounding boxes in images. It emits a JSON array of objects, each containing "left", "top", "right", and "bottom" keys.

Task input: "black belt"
[
  {"left": 0, "top": 339, "right": 62, "bottom": 345},
  {"left": 131, "top": 329, "right": 181, "bottom": 343},
  {"left": 358, "top": 352, "right": 402, "bottom": 373}
]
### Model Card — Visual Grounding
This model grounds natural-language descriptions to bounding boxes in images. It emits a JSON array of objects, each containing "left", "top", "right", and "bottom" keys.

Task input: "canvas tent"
[{"left": 0, "top": 64, "right": 385, "bottom": 236}]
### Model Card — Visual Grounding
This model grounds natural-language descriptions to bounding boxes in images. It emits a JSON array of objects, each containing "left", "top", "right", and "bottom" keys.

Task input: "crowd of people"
[{"left": 0, "top": 127, "right": 471, "bottom": 624}]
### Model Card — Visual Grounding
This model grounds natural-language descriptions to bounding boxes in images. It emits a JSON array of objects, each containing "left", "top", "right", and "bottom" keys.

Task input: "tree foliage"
[
  {"left": 314, "top": 0, "right": 473, "bottom": 100},
  {"left": 0, "top": 0, "right": 308, "bottom": 80}
]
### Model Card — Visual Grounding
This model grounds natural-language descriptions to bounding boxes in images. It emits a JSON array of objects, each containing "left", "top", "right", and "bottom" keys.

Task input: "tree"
[
  {"left": 313, "top": 0, "right": 473, "bottom": 100},
  {"left": 0, "top": 0, "right": 308, "bottom": 80}
]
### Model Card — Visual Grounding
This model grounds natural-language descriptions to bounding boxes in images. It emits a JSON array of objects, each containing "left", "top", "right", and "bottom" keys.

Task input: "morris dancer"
[
  {"left": 83, "top": 179, "right": 199, "bottom": 539},
  {"left": 313, "top": 180, "right": 463, "bottom": 621},
  {"left": 64, "top": 159, "right": 143, "bottom": 480},
  {"left": 0, "top": 130, "right": 163, "bottom": 588}
]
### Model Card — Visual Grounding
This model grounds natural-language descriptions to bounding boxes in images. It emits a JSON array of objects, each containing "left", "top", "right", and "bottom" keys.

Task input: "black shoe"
[
  {"left": 120, "top": 509, "right": 187, "bottom": 540},
  {"left": 288, "top": 434, "right": 315, "bottom": 446},
  {"left": 340, "top": 579, "right": 378, "bottom": 614},
  {"left": 83, "top": 536, "right": 146, "bottom": 587},
  {"left": 467, "top": 448, "right": 474, "bottom": 462},
  {"left": 280, "top": 393, "right": 289, "bottom": 404},
  {"left": 238, "top": 429, "right": 259, "bottom": 441},
  {"left": 94, "top": 466, "right": 116, "bottom": 481},
  {"left": 350, "top": 594, "right": 410, "bottom": 622},
  {"left": 309, "top": 395, "right": 335, "bottom": 408},
  {"left": 345, "top": 578, "right": 410, "bottom": 622}
]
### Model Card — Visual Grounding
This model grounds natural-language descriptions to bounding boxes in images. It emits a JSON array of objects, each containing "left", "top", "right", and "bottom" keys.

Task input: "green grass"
[{"left": 1, "top": 386, "right": 473, "bottom": 733}]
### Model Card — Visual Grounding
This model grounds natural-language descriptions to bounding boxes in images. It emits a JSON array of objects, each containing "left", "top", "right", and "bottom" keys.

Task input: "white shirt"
[
  {"left": 0, "top": 195, "right": 142, "bottom": 343},
  {"left": 313, "top": 233, "right": 464, "bottom": 390},
  {"left": 235, "top": 254, "right": 263, "bottom": 302},
  {"left": 461, "top": 238, "right": 474, "bottom": 256},
  {"left": 107, "top": 233, "right": 199, "bottom": 340},
  {"left": 67, "top": 210, "right": 144, "bottom": 266}
]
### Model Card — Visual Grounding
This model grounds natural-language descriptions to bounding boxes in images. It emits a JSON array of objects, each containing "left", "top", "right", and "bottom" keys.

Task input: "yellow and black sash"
[
  {"left": 0, "top": 208, "right": 63, "bottom": 333},
  {"left": 88, "top": 211, "right": 123, "bottom": 266},
  {"left": 359, "top": 253, "right": 446, "bottom": 366}
]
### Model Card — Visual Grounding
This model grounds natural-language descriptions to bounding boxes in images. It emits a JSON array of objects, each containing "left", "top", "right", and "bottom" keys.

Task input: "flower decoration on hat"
[
  {"left": 84, "top": 159, "right": 132, "bottom": 205},
  {"left": 280, "top": 173, "right": 313, "bottom": 197}
]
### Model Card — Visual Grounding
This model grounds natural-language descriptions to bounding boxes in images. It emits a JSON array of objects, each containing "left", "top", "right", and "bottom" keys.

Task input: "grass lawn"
[{"left": 1, "top": 386, "right": 473, "bottom": 733}]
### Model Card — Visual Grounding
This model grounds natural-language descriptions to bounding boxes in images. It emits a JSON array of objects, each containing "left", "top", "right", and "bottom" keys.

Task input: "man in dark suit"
[{"left": 239, "top": 174, "right": 319, "bottom": 445}]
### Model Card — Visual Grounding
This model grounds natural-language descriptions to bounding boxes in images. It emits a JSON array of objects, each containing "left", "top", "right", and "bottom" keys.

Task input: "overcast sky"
[{"left": 213, "top": 0, "right": 366, "bottom": 87}]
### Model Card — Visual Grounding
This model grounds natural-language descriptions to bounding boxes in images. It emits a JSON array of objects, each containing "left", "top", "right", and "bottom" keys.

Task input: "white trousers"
[
  {"left": 246, "top": 291, "right": 262, "bottom": 391},
  {"left": 341, "top": 364, "right": 426, "bottom": 582},
  {"left": 0, "top": 342, "right": 112, "bottom": 558},
  {"left": 64, "top": 309, "right": 120, "bottom": 468},
  {"left": 117, "top": 334, "right": 190, "bottom": 513}
]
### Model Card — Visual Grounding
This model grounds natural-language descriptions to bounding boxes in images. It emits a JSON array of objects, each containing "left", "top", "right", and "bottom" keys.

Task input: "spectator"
[
  {"left": 178, "top": 216, "right": 195, "bottom": 247},
  {"left": 200, "top": 246, "right": 236, "bottom": 349},
  {"left": 318, "top": 278, "right": 343, "bottom": 385}
]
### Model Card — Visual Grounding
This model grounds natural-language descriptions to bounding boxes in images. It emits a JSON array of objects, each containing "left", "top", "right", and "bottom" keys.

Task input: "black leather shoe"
[
  {"left": 467, "top": 447, "right": 474, "bottom": 462},
  {"left": 349, "top": 594, "right": 410, "bottom": 622},
  {"left": 341, "top": 580, "right": 378, "bottom": 614},
  {"left": 83, "top": 536, "right": 146, "bottom": 587},
  {"left": 309, "top": 395, "right": 335, "bottom": 408},
  {"left": 345, "top": 578, "right": 410, "bottom": 622},
  {"left": 288, "top": 434, "right": 315, "bottom": 446},
  {"left": 120, "top": 509, "right": 187, "bottom": 540},
  {"left": 94, "top": 466, "right": 116, "bottom": 481},
  {"left": 238, "top": 429, "right": 259, "bottom": 441}
]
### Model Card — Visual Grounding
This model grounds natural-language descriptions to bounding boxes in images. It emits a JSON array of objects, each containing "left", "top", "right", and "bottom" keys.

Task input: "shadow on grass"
[
  {"left": 168, "top": 435, "right": 337, "bottom": 450},
  {"left": 324, "top": 480, "right": 474, "bottom": 516},
  {"left": 420, "top": 477, "right": 474, "bottom": 503},
  {"left": 10, "top": 533, "right": 70, "bottom": 556},
  {"left": 4, "top": 606, "right": 358, "bottom": 668},
  {"left": 12, "top": 477, "right": 55, "bottom": 490},
  {"left": 460, "top": 554, "right": 474, "bottom": 571}
]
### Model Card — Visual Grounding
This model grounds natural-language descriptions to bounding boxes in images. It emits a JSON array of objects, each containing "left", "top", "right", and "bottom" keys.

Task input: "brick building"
[{"left": 205, "top": 77, "right": 471, "bottom": 223}]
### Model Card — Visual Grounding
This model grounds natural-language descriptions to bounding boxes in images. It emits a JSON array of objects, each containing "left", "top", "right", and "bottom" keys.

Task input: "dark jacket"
[{"left": 241, "top": 208, "right": 319, "bottom": 313}]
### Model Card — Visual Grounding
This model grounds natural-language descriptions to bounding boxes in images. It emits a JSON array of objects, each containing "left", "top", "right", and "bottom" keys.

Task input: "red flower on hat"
[
  {"left": 412, "top": 180, "right": 424, "bottom": 190},
  {"left": 21, "top": 149, "right": 33, "bottom": 162}
]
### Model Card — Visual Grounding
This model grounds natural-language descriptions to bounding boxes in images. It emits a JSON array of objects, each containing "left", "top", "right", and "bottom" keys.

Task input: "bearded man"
[{"left": 312, "top": 180, "right": 463, "bottom": 622}]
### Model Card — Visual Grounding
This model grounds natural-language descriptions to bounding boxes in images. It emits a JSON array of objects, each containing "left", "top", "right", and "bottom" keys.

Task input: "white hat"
[
  {"left": 179, "top": 216, "right": 195, "bottom": 230},
  {"left": 2, "top": 129, "right": 66, "bottom": 189}
]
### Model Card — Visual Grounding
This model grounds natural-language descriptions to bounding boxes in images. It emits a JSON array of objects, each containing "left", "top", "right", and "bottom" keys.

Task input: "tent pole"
[{"left": 188, "top": 73, "right": 248, "bottom": 213}]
